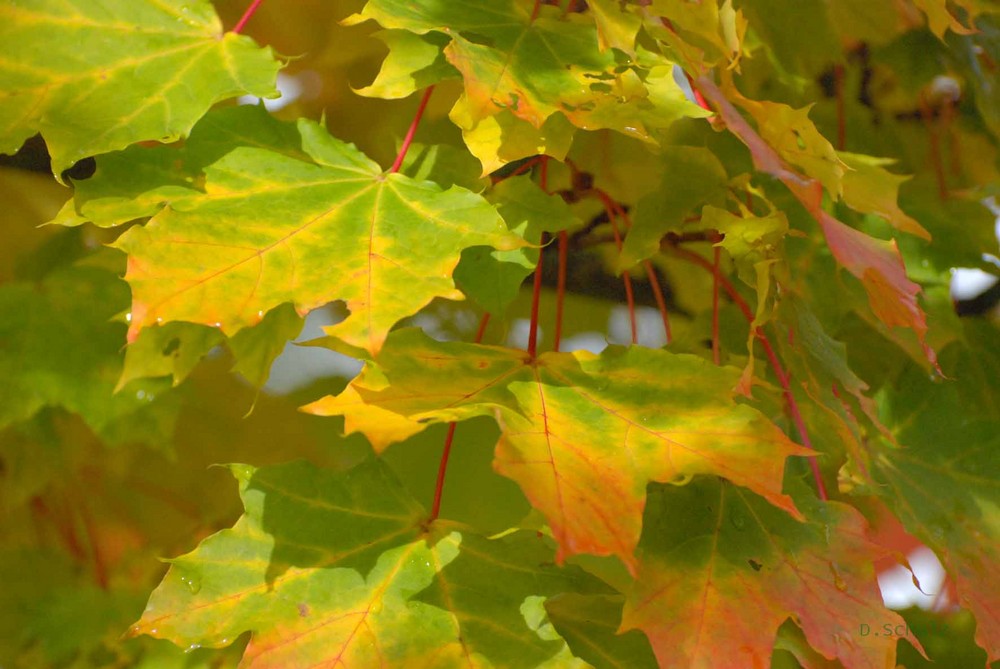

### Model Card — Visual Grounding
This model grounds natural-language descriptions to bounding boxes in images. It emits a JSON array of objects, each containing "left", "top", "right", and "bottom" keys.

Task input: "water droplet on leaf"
[{"left": 179, "top": 573, "right": 202, "bottom": 594}]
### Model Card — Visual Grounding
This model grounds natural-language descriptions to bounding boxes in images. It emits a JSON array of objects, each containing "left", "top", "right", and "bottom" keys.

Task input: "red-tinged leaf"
[
  {"left": 113, "top": 119, "right": 522, "bottom": 353},
  {"left": 810, "top": 205, "right": 937, "bottom": 368},
  {"left": 735, "top": 98, "right": 847, "bottom": 198},
  {"left": 349, "top": 0, "right": 707, "bottom": 144},
  {"left": 133, "top": 458, "right": 600, "bottom": 668},
  {"left": 865, "top": 323, "right": 1000, "bottom": 663},
  {"left": 622, "top": 479, "right": 924, "bottom": 669},
  {"left": 694, "top": 75, "right": 939, "bottom": 370},
  {"left": 313, "top": 328, "right": 808, "bottom": 570}
]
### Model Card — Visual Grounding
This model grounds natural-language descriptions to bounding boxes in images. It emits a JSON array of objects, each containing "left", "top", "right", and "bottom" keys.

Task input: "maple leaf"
[
  {"left": 641, "top": 0, "right": 747, "bottom": 70},
  {"left": 619, "top": 146, "right": 730, "bottom": 271},
  {"left": 588, "top": 0, "right": 642, "bottom": 54},
  {"left": 865, "top": 322, "right": 1000, "bottom": 663},
  {"left": 110, "top": 114, "right": 523, "bottom": 353},
  {"left": 838, "top": 153, "right": 930, "bottom": 240},
  {"left": 350, "top": 0, "right": 707, "bottom": 144},
  {"left": 0, "top": 254, "right": 178, "bottom": 445},
  {"left": 622, "top": 479, "right": 924, "bottom": 669},
  {"left": 354, "top": 30, "right": 459, "bottom": 99},
  {"left": 455, "top": 175, "right": 580, "bottom": 315},
  {"left": 450, "top": 104, "right": 577, "bottom": 175},
  {"left": 133, "top": 457, "right": 601, "bottom": 668},
  {"left": 695, "top": 75, "right": 939, "bottom": 370},
  {"left": 53, "top": 105, "right": 313, "bottom": 230},
  {"left": 311, "top": 328, "right": 809, "bottom": 570},
  {"left": 0, "top": 0, "right": 280, "bottom": 177}
]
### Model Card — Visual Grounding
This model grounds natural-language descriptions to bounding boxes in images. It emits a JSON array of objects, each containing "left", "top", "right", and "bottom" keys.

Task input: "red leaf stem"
[
  {"left": 231, "top": 0, "right": 265, "bottom": 34},
  {"left": 389, "top": 86, "right": 436, "bottom": 174},
  {"left": 491, "top": 155, "right": 546, "bottom": 185},
  {"left": 30, "top": 496, "right": 86, "bottom": 562},
  {"left": 644, "top": 260, "right": 672, "bottom": 344},
  {"left": 593, "top": 189, "right": 638, "bottom": 344},
  {"left": 527, "top": 238, "right": 546, "bottom": 357},
  {"left": 554, "top": 230, "right": 569, "bottom": 352},
  {"left": 428, "top": 423, "right": 459, "bottom": 523},
  {"left": 919, "top": 94, "right": 948, "bottom": 201},
  {"left": 526, "top": 157, "right": 551, "bottom": 358},
  {"left": 530, "top": 0, "right": 544, "bottom": 22},
  {"left": 712, "top": 246, "right": 721, "bottom": 365},
  {"left": 428, "top": 312, "right": 491, "bottom": 523},
  {"left": 76, "top": 492, "right": 109, "bottom": 590},
  {"left": 668, "top": 244, "right": 829, "bottom": 500}
]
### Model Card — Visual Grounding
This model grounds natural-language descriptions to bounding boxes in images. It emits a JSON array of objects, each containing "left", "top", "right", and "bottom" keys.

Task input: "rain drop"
[
  {"left": 179, "top": 574, "right": 202, "bottom": 594},
  {"left": 184, "top": 644, "right": 202, "bottom": 654},
  {"left": 729, "top": 510, "right": 746, "bottom": 530},
  {"left": 136, "top": 390, "right": 146, "bottom": 400},
  {"left": 126, "top": 312, "right": 132, "bottom": 322}
]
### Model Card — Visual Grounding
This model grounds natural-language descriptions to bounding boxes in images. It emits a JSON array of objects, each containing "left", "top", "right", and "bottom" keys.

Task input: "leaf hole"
[{"left": 162, "top": 337, "right": 181, "bottom": 357}]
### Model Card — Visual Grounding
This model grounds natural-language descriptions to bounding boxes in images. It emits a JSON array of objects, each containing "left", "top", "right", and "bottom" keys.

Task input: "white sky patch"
[{"left": 878, "top": 546, "right": 949, "bottom": 610}]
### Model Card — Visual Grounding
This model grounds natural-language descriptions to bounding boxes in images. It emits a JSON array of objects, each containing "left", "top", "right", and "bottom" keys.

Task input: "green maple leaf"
[
  {"left": 350, "top": 0, "right": 707, "bottom": 143},
  {"left": 867, "top": 322, "right": 1000, "bottom": 663},
  {"left": 109, "top": 113, "right": 522, "bottom": 353},
  {"left": 838, "top": 153, "right": 930, "bottom": 240},
  {"left": 354, "top": 30, "right": 459, "bottom": 99},
  {"left": 0, "top": 0, "right": 280, "bottom": 177},
  {"left": 455, "top": 175, "right": 580, "bottom": 315},
  {"left": 620, "top": 146, "right": 730, "bottom": 270},
  {"left": 622, "top": 479, "right": 923, "bottom": 669},
  {"left": 588, "top": 0, "right": 642, "bottom": 54},
  {"left": 0, "top": 254, "right": 176, "bottom": 444},
  {"left": 734, "top": 96, "right": 847, "bottom": 198},
  {"left": 133, "top": 457, "right": 599, "bottom": 668},
  {"left": 53, "top": 105, "right": 312, "bottom": 230},
  {"left": 308, "top": 328, "right": 809, "bottom": 569}
]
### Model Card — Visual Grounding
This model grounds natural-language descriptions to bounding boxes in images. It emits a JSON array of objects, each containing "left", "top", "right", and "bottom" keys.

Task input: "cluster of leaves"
[{"left": 1, "top": 0, "right": 998, "bottom": 667}]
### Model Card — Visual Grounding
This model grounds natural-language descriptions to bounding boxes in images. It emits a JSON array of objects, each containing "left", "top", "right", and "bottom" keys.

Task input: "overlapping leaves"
[
  {"left": 348, "top": 0, "right": 708, "bottom": 170},
  {"left": 133, "top": 457, "right": 604, "bottom": 668},
  {"left": 863, "top": 322, "right": 1000, "bottom": 663},
  {"left": 306, "top": 328, "right": 809, "bottom": 569},
  {"left": 624, "top": 479, "right": 920, "bottom": 669}
]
